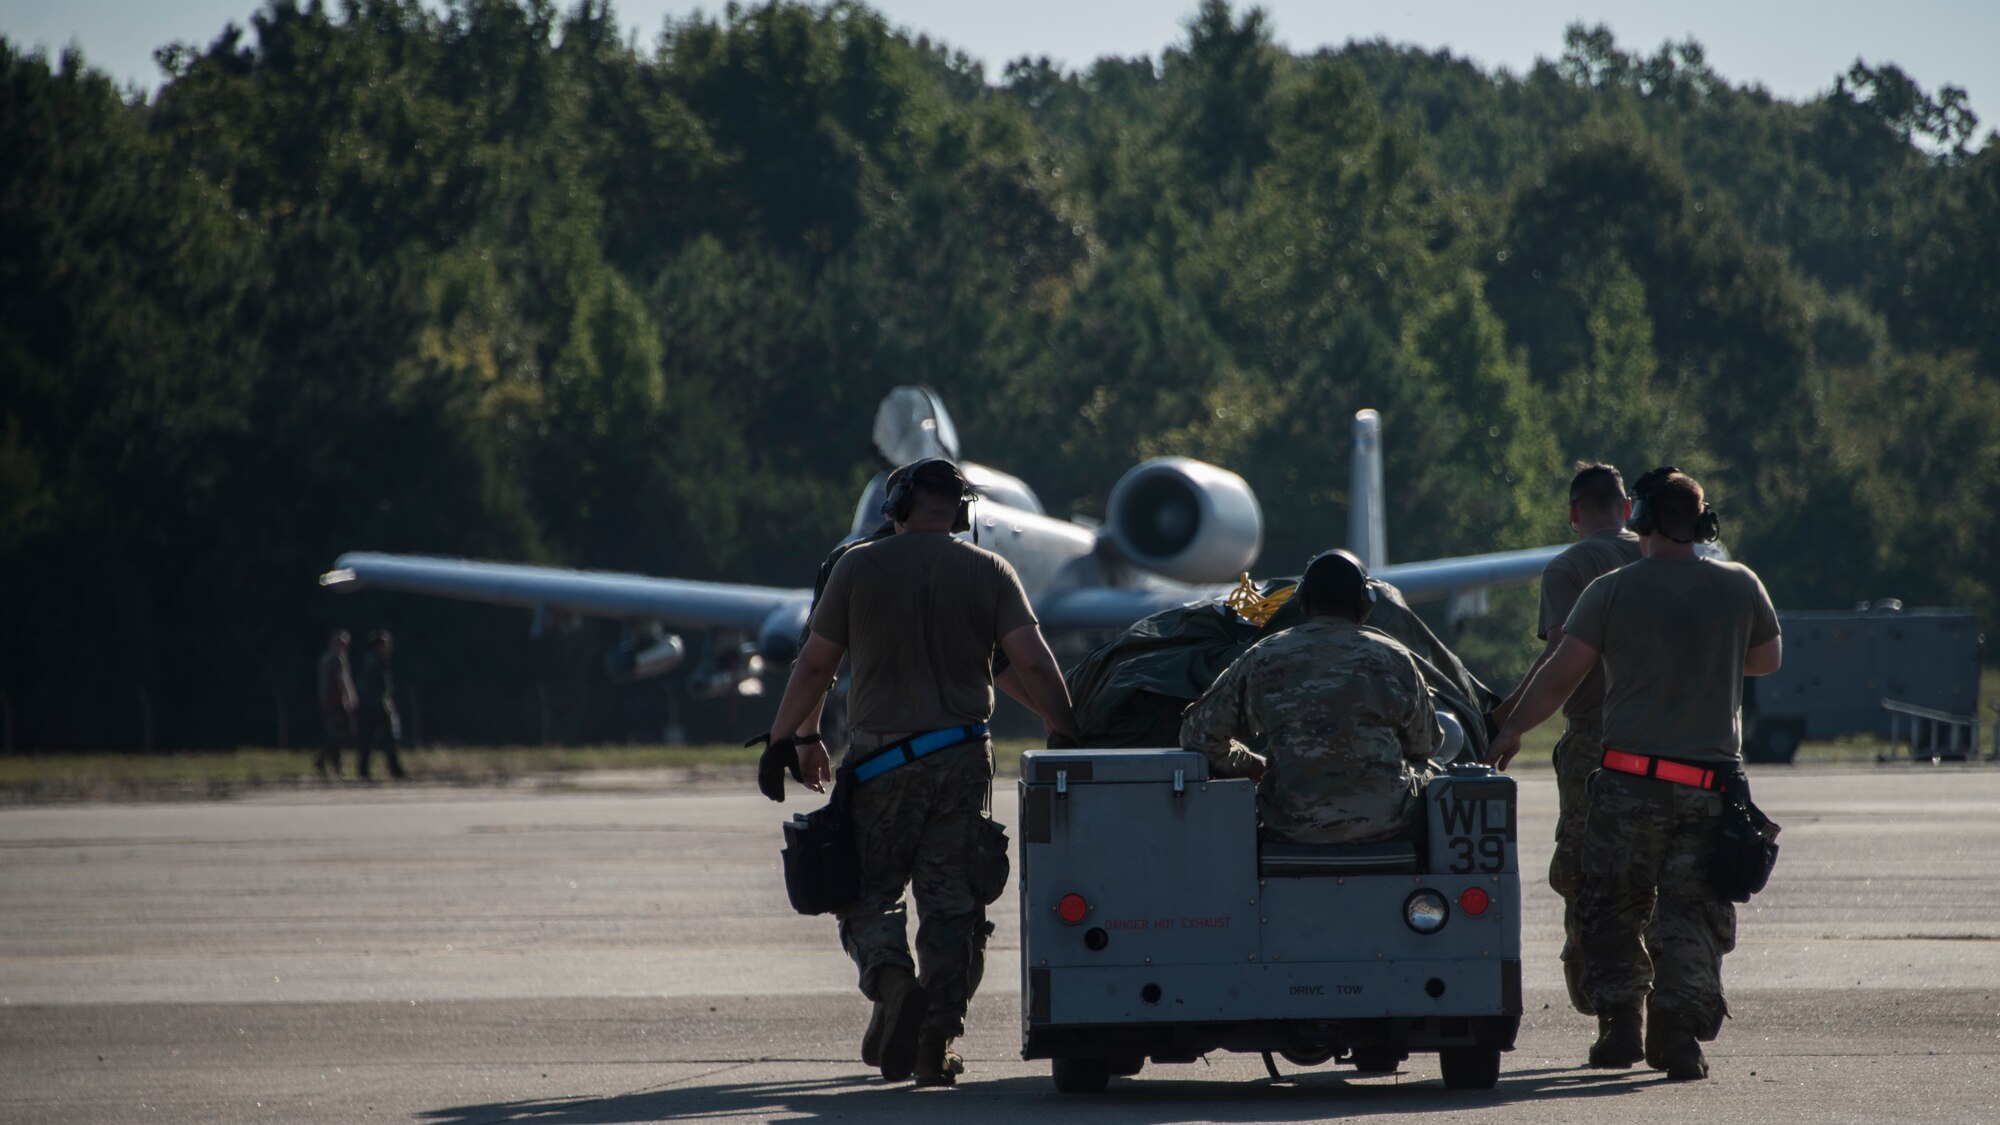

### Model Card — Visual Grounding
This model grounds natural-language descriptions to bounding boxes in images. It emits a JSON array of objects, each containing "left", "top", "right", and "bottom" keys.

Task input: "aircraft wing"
[
  {"left": 1033, "top": 545, "right": 1563, "bottom": 632},
  {"left": 320, "top": 552, "right": 810, "bottom": 631},
  {"left": 1035, "top": 586, "right": 1236, "bottom": 631},
  {"left": 324, "top": 542, "right": 1562, "bottom": 638},
  {"left": 1375, "top": 546, "right": 1565, "bottom": 602}
]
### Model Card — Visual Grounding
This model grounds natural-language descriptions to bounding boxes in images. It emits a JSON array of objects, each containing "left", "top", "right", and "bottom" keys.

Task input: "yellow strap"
[{"left": 1223, "top": 572, "right": 1295, "bottom": 627}]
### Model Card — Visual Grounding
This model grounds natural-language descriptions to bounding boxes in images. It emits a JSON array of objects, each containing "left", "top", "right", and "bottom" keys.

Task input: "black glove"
[
  {"left": 1047, "top": 729, "right": 1082, "bottom": 750},
  {"left": 747, "top": 733, "right": 806, "bottom": 802}
]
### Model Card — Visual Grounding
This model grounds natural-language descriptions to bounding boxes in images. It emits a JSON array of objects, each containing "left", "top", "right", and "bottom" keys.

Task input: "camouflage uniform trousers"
[
  {"left": 836, "top": 738, "right": 994, "bottom": 1039},
  {"left": 1548, "top": 724, "right": 1606, "bottom": 1014},
  {"left": 1577, "top": 768, "right": 1736, "bottom": 1038}
]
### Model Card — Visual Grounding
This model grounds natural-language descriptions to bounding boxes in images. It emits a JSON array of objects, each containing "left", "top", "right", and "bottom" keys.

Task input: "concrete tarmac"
[{"left": 4, "top": 764, "right": 2000, "bottom": 1123}]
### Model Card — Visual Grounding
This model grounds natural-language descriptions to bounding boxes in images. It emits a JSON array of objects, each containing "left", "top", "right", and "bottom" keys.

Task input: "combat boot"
[
  {"left": 1645, "top": 1010, "right": 1709, "bottom": 1081},
  {"left": 1587, "top": 1003, "right": 1645, "bottom": 1068},
  {"left": 873, "top": 967, "right": 928, "bottom": 1082},
  {"left": 912, "top": 1028, "right": 964, "bottom": 1087},
  {"left": 860, "top": 1001, "right": 885, "bottom": 1068}
]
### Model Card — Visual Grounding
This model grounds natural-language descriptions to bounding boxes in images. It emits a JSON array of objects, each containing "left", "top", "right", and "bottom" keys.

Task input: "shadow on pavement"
[{"left": 423, "top": 1062, "right": 1670, "bottom": 1124}]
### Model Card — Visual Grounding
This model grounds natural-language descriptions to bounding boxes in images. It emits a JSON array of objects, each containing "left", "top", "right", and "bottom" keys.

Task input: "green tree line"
[{"left": 3, "top": 0, "right": 1994, "bottom": 749}]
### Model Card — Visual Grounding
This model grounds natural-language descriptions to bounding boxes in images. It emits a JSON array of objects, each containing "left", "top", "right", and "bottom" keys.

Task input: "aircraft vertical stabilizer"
[{"left": 1348, "top": 409, "right": 1386, "bottom": 570}]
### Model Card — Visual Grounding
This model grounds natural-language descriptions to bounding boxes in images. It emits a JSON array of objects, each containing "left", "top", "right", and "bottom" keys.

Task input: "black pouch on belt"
[
  {"left": 970, "top": 814, "right": 1010, "bottom": 906},
  {"left": 1708, "top": 771, "right": 1781, "bottom": 903},
  {"left": 780, "top": 768, "right": 861, "bottom": 916}
]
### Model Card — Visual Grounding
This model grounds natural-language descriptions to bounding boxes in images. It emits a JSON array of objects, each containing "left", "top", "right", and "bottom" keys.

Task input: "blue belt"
[{"left": 849, "top": 723, "right": 989, "bottom": 784}]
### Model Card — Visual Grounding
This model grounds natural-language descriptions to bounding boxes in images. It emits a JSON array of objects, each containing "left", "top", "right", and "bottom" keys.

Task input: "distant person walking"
[
  {"left": 355, "top": 630, "right": 408, "bottom": 780},
  {"left": 313, "top": 630, "right": 358, "bottom": 778}
]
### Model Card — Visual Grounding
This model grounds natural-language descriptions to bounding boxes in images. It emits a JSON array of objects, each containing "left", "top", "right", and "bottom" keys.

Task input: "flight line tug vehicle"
[{"left": 1018, "top": 748, "right": 1521, "bottom": 1093}]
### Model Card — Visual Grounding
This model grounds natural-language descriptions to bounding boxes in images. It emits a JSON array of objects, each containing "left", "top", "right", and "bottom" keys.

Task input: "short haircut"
[
  {"left": 1651, "top": 473, "right": 1706, "bottom": 541},
  {"left": 1568, "top": 462, "right": 1626, "bottom": 512},
  {"left": 907, "top": 459, "right": 971, "bottom": 506}
]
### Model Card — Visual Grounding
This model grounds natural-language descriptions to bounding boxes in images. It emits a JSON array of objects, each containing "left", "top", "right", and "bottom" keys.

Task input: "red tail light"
[
  {"left": 1459, "top": 887, "right": 1490, "bottom": 916},
  {"left": 1057, "top": 893, "right": 1090, "bottom": 925}
]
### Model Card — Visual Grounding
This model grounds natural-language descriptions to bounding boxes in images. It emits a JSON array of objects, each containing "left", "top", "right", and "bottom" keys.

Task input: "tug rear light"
[
  {"left": 1404, "top": 889, "right": 1449, "bottom": 934},
  {"left": 1459, "top": 887, "right": 1491, "bottom": 916},
  {"left": 1057, "top": 893, "right": 1090, "bottom": 925}
]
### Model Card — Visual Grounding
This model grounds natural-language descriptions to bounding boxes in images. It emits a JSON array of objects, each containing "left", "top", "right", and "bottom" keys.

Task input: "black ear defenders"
[
  {"left": 881, "top": 458, "right": 975, "bottom": 533},
  {"left": 1627, "top": 466, "right": 1721, "bottom": 543},
  {"left": 1301, "top": 548, "right": 1377, "bottom": 621},
  {"left": 1624, "top": 466, "right": 1673, "bottom": 535}
]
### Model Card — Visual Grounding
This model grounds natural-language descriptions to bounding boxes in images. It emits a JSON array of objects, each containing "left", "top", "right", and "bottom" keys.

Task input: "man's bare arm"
[
  {"left": 999, "top": 624, "right": 1079, "bottom": 738},
  {"left": 770, "top": 632, "right": 847, "bottom": 791},
  {"left": 1494, "top": 628, "right": 1563, "bottom": 729},
  {"left": 1483, "top": 635, "right": 1598, "bottom": 770},
  {"left": 1744, "top": 635, "right": 1783, "bottom": 677},
  {"left": 994, "top": 665, "right": 1044, "bottom": 721}
]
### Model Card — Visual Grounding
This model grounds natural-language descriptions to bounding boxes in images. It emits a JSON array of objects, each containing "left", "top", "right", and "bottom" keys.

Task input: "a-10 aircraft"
[{"left": 321, "top": 386, "right": 1562, "bottom": 701}]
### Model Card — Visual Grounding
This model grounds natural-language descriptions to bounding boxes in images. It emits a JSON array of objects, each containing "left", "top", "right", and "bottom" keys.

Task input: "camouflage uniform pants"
[
  {"left": 1577, "top": 768, "right": 1736, "bottom": 1036},
  {"left": 837, "top": 739, "right": 993, "bottom": 1038},
  {"left": 1549, "top": 725, "right": 1605, "bottom": 1014}
]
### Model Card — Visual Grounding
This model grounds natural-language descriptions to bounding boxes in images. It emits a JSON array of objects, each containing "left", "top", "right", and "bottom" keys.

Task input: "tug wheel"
[
  {"left": 1349, "top": 1046, "right": 1403, "bottom": 1073},
  {"left": 1051, "top": 1057, "right": 1112, "bottom": 1094},
  {"left": 1439, "top": 1045, "right": 1501, "bottom": 1089}
]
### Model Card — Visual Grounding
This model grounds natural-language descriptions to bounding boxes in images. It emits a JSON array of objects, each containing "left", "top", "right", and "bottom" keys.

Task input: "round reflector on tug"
[
  {"left": 1057, "top": 893, "right": 1090, "bottom": 925},
  {"left": 1459, "top": 887, "right": 1491, "bottom": 916},
  {"left": 1404, "top": 889, "right": 1449, "bottom": 934}
]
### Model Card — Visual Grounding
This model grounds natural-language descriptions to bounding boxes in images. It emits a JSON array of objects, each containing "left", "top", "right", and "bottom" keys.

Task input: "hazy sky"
[{"left": 6, "top": 0, "right": 1994, "bottom": 135}]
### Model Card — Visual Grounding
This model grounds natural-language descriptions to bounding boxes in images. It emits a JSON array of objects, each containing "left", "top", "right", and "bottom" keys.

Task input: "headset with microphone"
[
  {"left": 1300, "top": 548, "right": 1378, "bottom": 622},
  {"left": 1626, "top": 466, "right": 1721, "bottom": 543},
  {"left": 882, "top": 458, "right": 975, "bottom": 534}
]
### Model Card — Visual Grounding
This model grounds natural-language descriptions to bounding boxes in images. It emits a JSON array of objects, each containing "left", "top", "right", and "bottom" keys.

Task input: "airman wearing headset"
[
  {"left": 761, "top": 457, "right": 1079, "bottom": 1086},
  {"left": 792, "top": 463, "right": 1061, "bottom": 746},
  {"left": 1484, "top": 468, "right": 1781, "bottom": 1080},
  {"left": 1179, "top": 549, "right": 1441, "bottom": 845},
  {"left": 782, "top": 461, "right": 1060, "bottom": 1076}
]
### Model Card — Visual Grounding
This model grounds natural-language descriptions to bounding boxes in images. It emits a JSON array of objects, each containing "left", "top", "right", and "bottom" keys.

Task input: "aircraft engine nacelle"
[
  {"left": 604, "top": 632, "right": 686, "bottom": 684},
  {"left": 757, "top": 602, "right": 812, "bottom": 666},
  {"left": 1105, "top": 457, "right": 1264, "bottom": 584}
]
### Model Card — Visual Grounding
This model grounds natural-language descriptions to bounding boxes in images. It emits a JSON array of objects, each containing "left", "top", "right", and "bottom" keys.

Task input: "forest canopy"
[{"left": 3, "top": 0, "right": 1995, "bottom": 749}]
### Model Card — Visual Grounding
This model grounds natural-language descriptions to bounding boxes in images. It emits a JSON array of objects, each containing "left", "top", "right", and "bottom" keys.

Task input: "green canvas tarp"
[{"left": 1064, "top": 578, "right": 1500, "bottom": 759}]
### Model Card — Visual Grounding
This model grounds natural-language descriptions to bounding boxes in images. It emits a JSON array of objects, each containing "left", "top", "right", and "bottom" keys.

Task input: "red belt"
[{"left": 1601, "top": 749, "right": 1723, "bottom": 791}]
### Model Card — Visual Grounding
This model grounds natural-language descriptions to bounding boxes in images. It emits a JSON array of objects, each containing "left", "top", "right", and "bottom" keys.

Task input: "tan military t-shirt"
[
  {"left": 1564, "top": 557, "right": 1780, "bottom": 763},
  {"left": 810, "top": 531, "right": 1037, "bottom": 739},
  {"left": 1538, "top": 529, "right": 1643, "bottom": 729}
]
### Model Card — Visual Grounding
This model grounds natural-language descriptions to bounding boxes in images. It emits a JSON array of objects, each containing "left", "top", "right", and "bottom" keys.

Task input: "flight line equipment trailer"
[
  {"left": 1018, "top": 750, "right": 1521, "bottom": 1093},
  {"left": 1743, "top": 606, "right": 1981, "bottom": 762}
]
